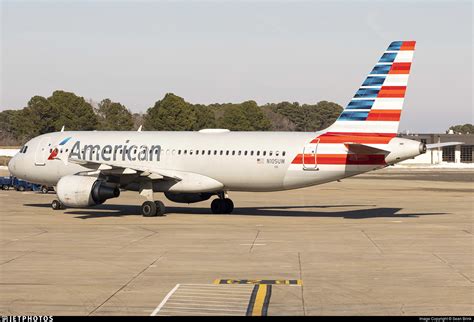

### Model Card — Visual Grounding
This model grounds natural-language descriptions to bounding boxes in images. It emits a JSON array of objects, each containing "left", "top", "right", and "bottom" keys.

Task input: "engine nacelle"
[
  {"left": 385, "top": 137, "right": 426, "bottom": 165},
  {"left": 164, "top": 192, "right": 213, "bottom": 204},
  {"left": 57, "top": 175, "right": 120, "bottom": 207}
]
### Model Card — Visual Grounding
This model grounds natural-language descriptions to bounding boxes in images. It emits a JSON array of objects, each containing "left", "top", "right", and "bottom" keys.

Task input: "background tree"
[
  {"left": 23, "top": 95, "right": 58, "bottom": 135},
  {"left": 96, "top": 99, "right": 134, "bottom": 130},
  {"left": 448, "top": 123, "right": 473, "bottom": 134},
  {"left": 218, "top": 101, "right": 271, "bottom": 131},
  {"left": 144, "top": 93, "right": 197, "bottom": 131},
  {"left": 48, "top": 90, "right": 98, "bottom": 130},
  {"left": 192, "top": 104, "right": 216, "bottom": 130}
]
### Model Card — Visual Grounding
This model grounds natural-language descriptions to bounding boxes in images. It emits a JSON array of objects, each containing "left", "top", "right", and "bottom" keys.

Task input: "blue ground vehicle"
[
  {"left": 1, "top": 175, "right": 51, "bottom": 192},
  {"left": 1, "top": 176, "right": 14, "bottom": 190},
  {"left": 12, "top": 177, "right": 42, "bottom": 192}
]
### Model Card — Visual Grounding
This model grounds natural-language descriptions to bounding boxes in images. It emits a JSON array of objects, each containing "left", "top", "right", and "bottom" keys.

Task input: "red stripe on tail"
[{"left": 367, "top": 110, "right": 402, "bottom": 121}]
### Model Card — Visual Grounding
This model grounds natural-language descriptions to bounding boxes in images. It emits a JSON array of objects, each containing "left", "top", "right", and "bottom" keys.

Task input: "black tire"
[
  {"left": 18, "top": 186, "right": 25, "bottom": 192},
  {"left": 154, "top": 201, "right": 166, "bottom": 216},
  {"left": 211, "top": 199, "right": 226, "bottom": 214},
  {"left": 224, "top": 198, "right": 234, "bottom": 214},
  {"left": 51, "top": 200, "right": 62, "bottom": 210},
  {"left": 2, "top": 185, "right": 9, "bottom": 190},
  {"left": 41, "top": 186, "right": 49, "bottom": 194},
  {"left": 142, "top": 201, "right": 157, "bottom": 217}
]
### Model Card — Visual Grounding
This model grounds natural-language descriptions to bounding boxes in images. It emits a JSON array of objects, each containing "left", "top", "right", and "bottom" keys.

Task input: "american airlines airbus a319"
[{"left": 7, "top": 41, "right": 457, "bottom": 217}]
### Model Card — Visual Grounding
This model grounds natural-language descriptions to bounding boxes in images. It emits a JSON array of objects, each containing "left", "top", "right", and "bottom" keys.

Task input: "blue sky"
[{"left": 1, "top": 0, "right": 472, "bottom": 132}]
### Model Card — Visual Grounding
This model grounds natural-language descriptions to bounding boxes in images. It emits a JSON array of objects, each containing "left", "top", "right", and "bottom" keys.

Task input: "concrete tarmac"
[{"left": 0, "top": 168, "right": 472, "bottom": 316}]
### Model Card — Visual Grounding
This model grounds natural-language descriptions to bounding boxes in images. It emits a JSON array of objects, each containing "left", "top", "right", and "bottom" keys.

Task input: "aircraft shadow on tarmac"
[{"left": 24, "top": 203, "right": 446, "bottom": 220}]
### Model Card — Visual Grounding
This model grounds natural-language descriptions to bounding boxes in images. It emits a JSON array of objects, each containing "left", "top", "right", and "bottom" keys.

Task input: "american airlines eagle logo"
[{"left": 47, "top": 137, "right": 72, "bottom": 160}]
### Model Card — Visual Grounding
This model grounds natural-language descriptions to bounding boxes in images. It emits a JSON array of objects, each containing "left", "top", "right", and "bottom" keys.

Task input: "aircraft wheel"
[
  {"left": 211, "top": 199, "right": 227, "bottom": 214},
  {"left": 142, "top": 201, "right": 157, "bottom": 217},
  {"left": 2, "top": 185, "right": 9, "bottom": 190},
  {"left": 41, "top": 186, "right": 49, "bottom": 194},
  {"left": 18, "top": 186, "right": 25, "bottom": 192},
  {"left": 51, "top": 200, "right": 62, "bottom": 210},
  {"left": 224, "top": 198, "right": 234, "bottom": 214},
  {"left": 155, "top": 201, "right": 166, "bottom": 216}
]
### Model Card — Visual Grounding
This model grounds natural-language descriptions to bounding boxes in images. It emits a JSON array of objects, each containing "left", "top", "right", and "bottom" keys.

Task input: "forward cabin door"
[
  {"left": 35, "top": 137, "right": 52, "bottom": 166},
  {"left": 302, "top": 139, "right": 319, "bottom": 171}
]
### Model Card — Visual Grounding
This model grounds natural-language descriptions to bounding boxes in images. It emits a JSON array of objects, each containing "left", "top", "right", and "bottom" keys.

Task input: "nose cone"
[{"left": 8, "top": 157, "right": 17, "bottom": 176}]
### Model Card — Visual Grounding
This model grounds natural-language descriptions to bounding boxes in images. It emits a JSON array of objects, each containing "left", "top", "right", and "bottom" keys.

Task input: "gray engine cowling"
[
  {"left": 164, "top": 192, "right": 213, "bottom": 204},
  {"left": 57, "top": 175, "right": 120, "bottom": 207}
]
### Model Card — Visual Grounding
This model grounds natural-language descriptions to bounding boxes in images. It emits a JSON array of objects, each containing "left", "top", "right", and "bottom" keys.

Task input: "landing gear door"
[
  {"left": 35, "top": 137, "right": 51, "bottom": 166},
  {"left": 303, "top": 139, "right": 319, "bottom": 171}
]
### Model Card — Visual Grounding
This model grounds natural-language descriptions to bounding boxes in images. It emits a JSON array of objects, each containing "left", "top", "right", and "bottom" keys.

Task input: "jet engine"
[
  {"left": 56, "top": 175, "right": 120, "bottom": 207},
  {"left": 164, "top": 192, "right": 213, "bottom": 204}
]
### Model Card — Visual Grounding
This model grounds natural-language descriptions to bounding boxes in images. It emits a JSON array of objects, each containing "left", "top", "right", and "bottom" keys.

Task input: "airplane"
[{"left": 7, "top": 40, "right": 460, "bottom": 217}]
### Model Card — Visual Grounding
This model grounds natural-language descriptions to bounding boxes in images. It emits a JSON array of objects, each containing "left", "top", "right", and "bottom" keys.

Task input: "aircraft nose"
[{"left": 8, "top": 157, "right": 17, "bottom": 175}]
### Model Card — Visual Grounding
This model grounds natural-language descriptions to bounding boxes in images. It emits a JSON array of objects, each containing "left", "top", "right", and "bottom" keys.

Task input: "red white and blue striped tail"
[{"left": 328, "top": 41, "right": 416, "bottom": 134}]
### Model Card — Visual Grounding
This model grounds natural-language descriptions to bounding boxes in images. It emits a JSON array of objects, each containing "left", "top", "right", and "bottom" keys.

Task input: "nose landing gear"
[{"left": 51, "top": 199, "right": 64, "bottom": 210}]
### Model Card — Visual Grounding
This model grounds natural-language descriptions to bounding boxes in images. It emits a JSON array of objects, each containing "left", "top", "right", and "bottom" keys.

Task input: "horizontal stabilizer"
[
  {"left": 426, "top": 142, "right": 463, "bottom": 149},
  {"left": 344, "top": 143, "right": 390, "bottom": 154}
]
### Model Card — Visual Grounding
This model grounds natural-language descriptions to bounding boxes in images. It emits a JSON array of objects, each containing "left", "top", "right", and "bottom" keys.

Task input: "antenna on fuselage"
[
  {"left": 137, "top": 125, "right": 142, "bottom": 132},
  {"left": 60, "top": 125, "right": 65, "bottom": 132}
]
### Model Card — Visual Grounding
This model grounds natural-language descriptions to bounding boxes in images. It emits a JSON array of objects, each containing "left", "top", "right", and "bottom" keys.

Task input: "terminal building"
[{"left": 399, "top": 133, "right": 474, "bottom": 165}]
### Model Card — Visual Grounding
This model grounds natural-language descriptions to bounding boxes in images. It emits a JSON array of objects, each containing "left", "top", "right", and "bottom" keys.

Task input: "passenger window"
[
  {"left": 232, "top": 151, "right": 235, "bottom": 156},
  {"left": 244, "top": 151, "right": 248, "bottom": 156},
  {"left": 250, "top": 151, "right": 254, "bottom": 156},
  {"left": 178, "top": 150, "right": 181, "bottom": 155},
  {"left": 238, "top": 151, "right": 241, "bottom": 156},
  {"left": 263, "top": 151, "right": 266, "bottom": 156},
  {"left": 208, "top": 150, "right": 211, "bottom": 155},
  {"left": 282, "top": 151, "right": 286, "bottom": 156},
  {"left": 220, "top": 150, "right": 223, "bottom": 155},
  {"left": 269, "top": 151, "right": 273, "bottom": 156},
  {"left": 276, "top": 151, "right": 279, "bottom": 156},
  {"left": 172, "top": 150, "right": 176, "bottom": 155},
  {"left": 190, "top": 150, "right": 193, "bottom": 155},
  {"left": 214, "top": 150, "right": 217, "bottom": 155},
  {"left": 226, "top": 151, "right": 229, "bottom": 156},
  {"left": 184, "top": 150, "right": 188, "bottom": 155},
  {"left": 256, "top": 151, "right": 260, "bottom": 156}
]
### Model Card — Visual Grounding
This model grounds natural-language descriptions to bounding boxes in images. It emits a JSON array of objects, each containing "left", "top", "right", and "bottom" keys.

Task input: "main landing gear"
[
  {"left": 141, "top": 200, "right": 166, "bottom": 217},
  {"left": 139, "top": 182, "right": 166, "bottom": 217},
  {"left": 211, "top": 192, "right": 234, "bottom": 214}
]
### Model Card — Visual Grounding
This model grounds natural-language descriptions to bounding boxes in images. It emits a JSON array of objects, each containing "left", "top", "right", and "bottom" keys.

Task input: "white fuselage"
[{"left": 8, "top": 130, "right": 403, "bottom": 193}]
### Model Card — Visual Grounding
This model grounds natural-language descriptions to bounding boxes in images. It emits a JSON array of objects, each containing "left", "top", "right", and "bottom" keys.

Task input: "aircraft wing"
[
  {"left": 426, "top": 142, "right": 463, "bottom": 149},
  {"left": 68, "top": 158, "right": 181, "bottom": 181},
  {"left": 68, "top": 158, "right": 225, "bottom": 192}
]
